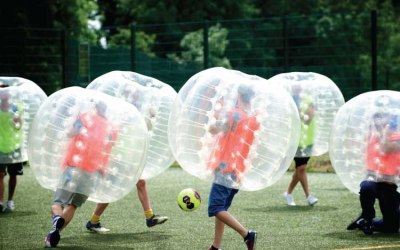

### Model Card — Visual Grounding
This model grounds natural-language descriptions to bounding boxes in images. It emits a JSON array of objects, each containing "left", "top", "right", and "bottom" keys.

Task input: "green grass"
[{"left": 0, "top": 167, "right": 399, "bottom": 250}]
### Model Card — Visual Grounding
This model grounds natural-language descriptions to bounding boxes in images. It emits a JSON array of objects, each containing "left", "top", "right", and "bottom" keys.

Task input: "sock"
[
  {"left": 90, "top": 212, "right": 101, "bottom": 224},
  {"left": 144, "top": 209, "right": 154, "bottom": 219},
  {"left": 52, "top": 215, "right": 61, "bottom": 225},
  {"left": 244, "top": 231, "right": 250, "bottom": 241}
]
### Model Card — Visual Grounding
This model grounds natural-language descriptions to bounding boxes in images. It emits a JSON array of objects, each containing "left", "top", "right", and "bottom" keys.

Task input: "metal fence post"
[
  {"left": 203, "top": 20, "right": 209, "bottom": 69},
  {"left": 371, "top": 10, "right": 377, "bottom": 90},
  {"left": 282, "top": 15, "right": 288, "bottom": 72},
  {"left": 131, "top": 23, "right": 137, "bottom": 72},
  {"left": 60, "top": 29, "right": 67, "bottom": 88}
]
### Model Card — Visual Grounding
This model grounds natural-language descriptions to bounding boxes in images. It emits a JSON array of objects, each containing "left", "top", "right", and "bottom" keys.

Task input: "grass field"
[{"left": 0, "top": 166, "right": 399, "bottom": 250}]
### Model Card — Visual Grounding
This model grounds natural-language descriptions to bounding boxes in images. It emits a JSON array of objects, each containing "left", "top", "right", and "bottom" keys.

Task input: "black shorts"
[
  {"left": 294, "top": 157, "right": 310, "bottom": 168},
  {"left": 0, "top": 162, "right": 25, "bottom": 176}
]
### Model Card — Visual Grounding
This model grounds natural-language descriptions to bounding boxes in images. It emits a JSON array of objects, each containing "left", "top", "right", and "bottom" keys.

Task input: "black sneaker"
[
  {"left": 146, "top": 215, "right": 169, "bottom": 227},
  {"left": 244, "top": 230, "right": 257, "bottom": 250},
  {"left": 362, "top": 220, "right": 374, "bottom": 235},
  {"left": 0, "top": 204, "right": 4, "bottom": 213},
  {"left": 347, "top": 216, "right": 366, "bottom": 230},
  {"left": 44, "top": 217, "right": 65, "bottom": 248}
]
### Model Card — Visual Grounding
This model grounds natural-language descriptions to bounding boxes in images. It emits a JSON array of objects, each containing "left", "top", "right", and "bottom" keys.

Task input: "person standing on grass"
[
  {"left": 207, "top": 85, "right": 259, "bottom": 250},
  {"left": 0, "top": 84, "right": 24, "bottom": 213},
  {"left": 283, "top": 84, "right": 318, "bottom": 206},
  {"left": 347, "top": 110, "right": 400, "bottom": 235},
  {"left": 45, "top": 101, "right": 118, "bottom": 248}
]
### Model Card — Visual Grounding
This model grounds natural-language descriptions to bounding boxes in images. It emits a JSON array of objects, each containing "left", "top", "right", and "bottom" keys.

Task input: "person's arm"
[
  {"left": 67, "top": 118, "right": 83, "bottom": 137},
  {"left": 11, "top": 104, "right": 22, "bottom": 129},
  {"left": 302, "top": 103, "right": 315, "bottom": 125},
  {"left": 378, "top": 126, "right": 400, "bottom": 153}
]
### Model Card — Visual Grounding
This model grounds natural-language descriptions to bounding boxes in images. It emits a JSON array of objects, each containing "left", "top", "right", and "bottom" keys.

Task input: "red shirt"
[
  {"left": 63, "top": 112, "right": 117, "bottom": 173},
  {"left": 208, "top": 108, "right": 260, "bottom": 179},
  {"left": 366, "top": 132, "right": 400, "bottom": 176}
]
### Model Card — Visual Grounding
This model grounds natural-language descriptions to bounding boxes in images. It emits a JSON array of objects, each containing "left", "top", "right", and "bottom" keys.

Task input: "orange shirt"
[
  {"left": 208, "top": 108, "right": 260, "bottom": 179},
  {"left": 366, "top": 132, "right": 400, "bottom": 176},
  {"left": 63, "top": 112, "right": 117, "bottom": 173}
]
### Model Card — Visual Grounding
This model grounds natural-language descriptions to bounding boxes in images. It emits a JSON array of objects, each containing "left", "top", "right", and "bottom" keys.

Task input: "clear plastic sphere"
[
  {"left": 268, "top": 72, "right": 345, "bottom": 157},
  {"left": 330, "top": 90, "right": 400, "bottom": 193},
  {"left": 28, "top": 87, "right": 149, "bottom": 203},
  {"left": 0, "top": 77, "right": 47, "bottom": 163},
  {"left": 169, "top": 67, "right": 300, "bottom": 191},
  {"left": 87, "top": 71, "right": 177, "bottom": 179}
]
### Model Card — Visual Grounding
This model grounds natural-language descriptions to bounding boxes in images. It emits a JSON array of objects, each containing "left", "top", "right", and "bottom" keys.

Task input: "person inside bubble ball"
[
  {"left": 347, "top": 109, "right": 400, "bottom": 235},
  {"left": 207, "top": 84, "right": 259, "bottom": 250},
  {"left": 283, "top": 84, "right": 319, "bottom": 206},
  {"left": 85, "top": 88, "right": 168, "bottom": 233},
  {"left": 0, "top": 84, "right": 24, "bottom": 213},
  {"left": 45, "top": 100, "right": 118, "bottom": 248}
]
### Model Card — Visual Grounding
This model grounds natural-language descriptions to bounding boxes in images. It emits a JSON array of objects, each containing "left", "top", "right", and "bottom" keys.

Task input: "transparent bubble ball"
[
  {"left": 330, "top": 90, "right": 400, "bottom": 193},
  {"left": 87, "top": 71, "right": 177, "bottom": 179},
  {"left": 268, "top": 72, "right": 345, "bottom": 157},
  {"left": 0, "top": 77, "right": 47, "bottom": 163},
  {"left": 28, "top": 87, "right": 149, "bottom": 203},
  {"left": 169, "top": 67, "right": 300, "bottom": 191}
]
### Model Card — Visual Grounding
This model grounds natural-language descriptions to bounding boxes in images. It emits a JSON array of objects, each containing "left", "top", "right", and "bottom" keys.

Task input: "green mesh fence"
[{"left": 1, "top": 12, "right": 399, "bottom": 99}]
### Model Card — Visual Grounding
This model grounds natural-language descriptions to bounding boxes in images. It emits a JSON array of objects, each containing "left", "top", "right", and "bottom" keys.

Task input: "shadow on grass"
[
  {"left": 60, "top": 231, "right": 173, "bottom": 249},
  {"left": 244, "top": 205, "right": 339, "bottom": 213},
  {"left": 0, "top": 210, "right": 36, "bottom": 218}
]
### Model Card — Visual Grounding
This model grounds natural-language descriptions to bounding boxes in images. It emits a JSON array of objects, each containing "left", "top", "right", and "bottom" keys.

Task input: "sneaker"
[
  {"left": 146, "top": 215, "right": 169, "bottom": 227},
  {"left": 86, "top": 220, "right": 110, "bottom": 233},
  {"left": 283, "top": 192, "right": 296, "bottom": 206},
  {"left": 306, "top": 195, "right": 318, "bottom": 206},
  {"left": 44, "top": 216, "right": 65, "bottom": 248},
  {"left": 347, "top": 216, "right": 365, "bottom": 230},
  {"left": 244, "top": 230, "right": 257, "bottom": 250},
  {"left": 208, "top": 245, "right": 222, "bottom": 250},
  {"left": 0, "top": 204, "right": 4, "bottom": 213},
  {"left": 362, "top": 220, "right": 374, "bottom": 235},
  {"left": 6, "top": 200, "right": 15, "bottom": 211}
]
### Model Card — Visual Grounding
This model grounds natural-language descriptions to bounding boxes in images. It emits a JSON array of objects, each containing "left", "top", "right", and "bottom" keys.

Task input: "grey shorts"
[
  {"left": 53, "top": 188, "right": 88, "bottom": 207},
  {"left": 53, "top": 166, "right": 100, "bottom": 207}
]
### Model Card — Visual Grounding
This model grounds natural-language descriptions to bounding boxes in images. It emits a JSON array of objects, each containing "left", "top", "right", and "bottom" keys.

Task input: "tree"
[{"left": 167, "top": 23, "right": 231, "bottom": 68}]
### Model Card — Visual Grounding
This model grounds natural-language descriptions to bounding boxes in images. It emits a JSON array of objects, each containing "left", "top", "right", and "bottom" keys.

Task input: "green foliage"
[
  {"left": 113, "top": 0, "right": 259, "bottom": 24},
  {"left": 108, "top": 28, "right": 156, "bottom": 57},
  {"left": 167, "top": 23, "right": 231, "bottom": 68}
]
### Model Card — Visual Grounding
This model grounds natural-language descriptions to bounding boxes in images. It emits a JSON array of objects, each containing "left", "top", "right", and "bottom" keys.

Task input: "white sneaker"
[
  {"left": 307, "top": 195, "right": 318, "bottom": 206},
  {"left": 283, "top": 192, "right": 296, "bottom": 206},
  {"left": 7, "top": 200, "right": 15, "bottom": 211},
  {"left": 86, "top": 221, "right": 110, "bottom": 233}
]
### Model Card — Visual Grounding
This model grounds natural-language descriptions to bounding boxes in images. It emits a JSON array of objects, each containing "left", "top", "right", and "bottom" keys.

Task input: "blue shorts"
[{"left": 208, "top": 183, "right": 238, "bottom": 217}]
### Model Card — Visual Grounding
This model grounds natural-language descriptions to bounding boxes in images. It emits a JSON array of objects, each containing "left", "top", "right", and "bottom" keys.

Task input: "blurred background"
[{"left": 0, "top": 0, "right": 399, "bottom": 100}]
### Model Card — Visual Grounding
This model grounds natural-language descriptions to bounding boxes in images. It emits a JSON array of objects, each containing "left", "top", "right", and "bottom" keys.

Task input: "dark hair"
[{"left": 237, "top": 85, "right": 255, "bottom": 104}]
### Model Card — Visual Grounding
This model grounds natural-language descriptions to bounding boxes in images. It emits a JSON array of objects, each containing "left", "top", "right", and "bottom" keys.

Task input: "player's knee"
[{"left": 136, "top": 179, "right": 146, "bottom": 188}]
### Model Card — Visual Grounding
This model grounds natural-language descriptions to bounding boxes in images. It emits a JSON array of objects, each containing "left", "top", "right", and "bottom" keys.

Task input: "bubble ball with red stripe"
[
  {"left": 169, "top": 67, "right": 300, "bottom": 191},
  {"left": 87, "top": 71, "right": 177, "bottom": 180},
  {"left": 329, "top": 90, "right": 400, "bottom": 193},
  {"left": 28, "top": 87, "right": 149, "bottom": 203}
]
